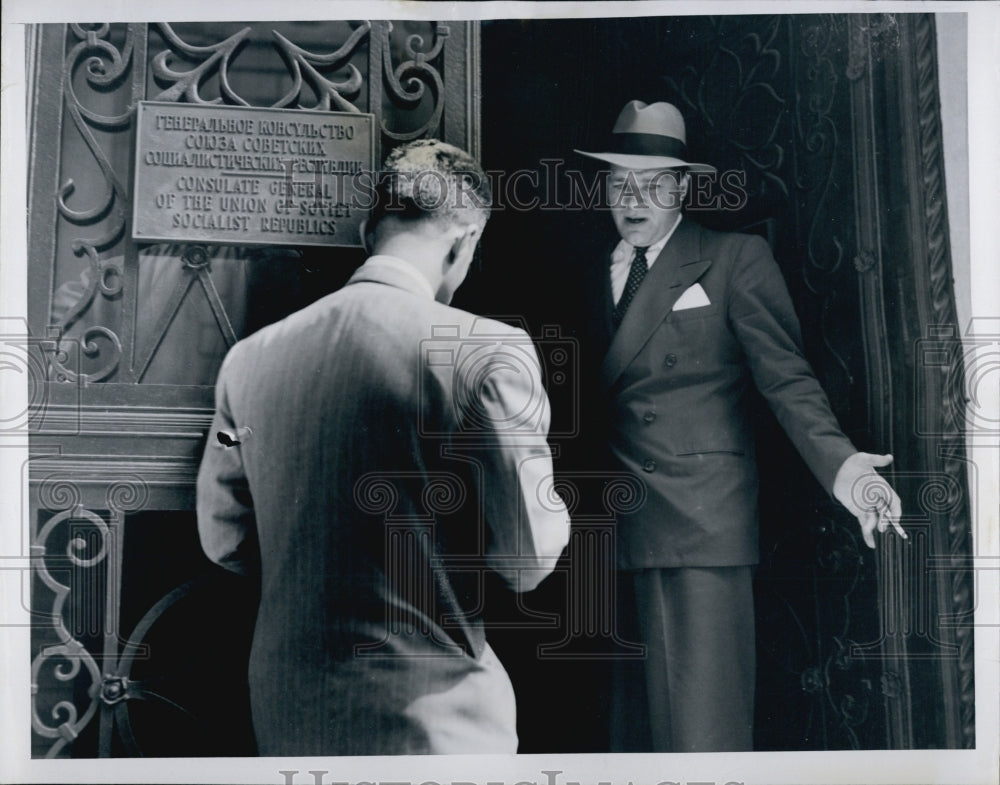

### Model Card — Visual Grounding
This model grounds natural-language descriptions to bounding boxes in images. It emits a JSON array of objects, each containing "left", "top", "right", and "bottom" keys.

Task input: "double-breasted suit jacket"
[
  {"left": 584, "top": 219, "right": 857, "bottom": 569},
  {"left": 197, "top": 257, "right": 569, "bottom": 755}
]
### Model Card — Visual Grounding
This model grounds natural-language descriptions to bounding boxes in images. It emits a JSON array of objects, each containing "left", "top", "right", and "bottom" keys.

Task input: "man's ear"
[
  {"left": 460, "top": 222, "right": 481, "bottom": 249},
  {"left": 448, "top": 222, "right": 481, "bottom": 265}
]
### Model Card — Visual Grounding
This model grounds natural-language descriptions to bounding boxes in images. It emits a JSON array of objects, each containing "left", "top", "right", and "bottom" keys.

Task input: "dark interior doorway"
[{"left": 471, "top": 14, "right": 973, "bottom": 752}]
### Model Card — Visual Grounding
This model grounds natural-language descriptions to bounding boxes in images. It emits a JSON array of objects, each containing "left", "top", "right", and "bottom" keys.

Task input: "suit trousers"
[{"left": 610, "top": 565, "right": 756, "bottom": 752}]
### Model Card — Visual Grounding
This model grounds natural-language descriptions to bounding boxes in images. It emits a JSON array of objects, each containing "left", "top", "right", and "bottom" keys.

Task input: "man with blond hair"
[{"left": 197, "top": 139, "right": 569, "bottom": 755}]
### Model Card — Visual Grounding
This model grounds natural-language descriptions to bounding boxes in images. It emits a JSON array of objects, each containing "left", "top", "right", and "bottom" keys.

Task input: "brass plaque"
[{"left": 132, "top": 102, "right": 374, "bottom": 247}]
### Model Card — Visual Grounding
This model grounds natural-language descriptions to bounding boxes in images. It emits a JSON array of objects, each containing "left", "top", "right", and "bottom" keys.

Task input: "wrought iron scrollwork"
[
  {"left": 48, "top": 249, "right": 124, "bottom": 385},
  {"left": 152, "top": 24, "right": 252, "bottom": 105},
  {"left": 30, "top": 475, "right": 150, "bottom": 757},
  {"left": 59, "top": 23, "right": 135, "bottom": 255},
  {"left": 30, "top": 503, "right": 111, "bottom": 758},
  {"left": 153, "top": 22, "right": 371, "bottom": 111},
  {"left": 380, "top": 21, "right": 448, "bottom": 141},
  {"left": 271, "top": 22, "right": 369, "bottom": 111},
  {"left": 52, "top": 24, "right": 139, "bottom": 383}
]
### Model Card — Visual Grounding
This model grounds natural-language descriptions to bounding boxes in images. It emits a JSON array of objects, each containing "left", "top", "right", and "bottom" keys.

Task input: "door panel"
[{"left": 26, "top": 19, "right": 478, "bottom": 758}]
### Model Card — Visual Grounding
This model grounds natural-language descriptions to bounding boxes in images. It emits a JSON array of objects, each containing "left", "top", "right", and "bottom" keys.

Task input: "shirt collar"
[{"left": 613, "top": 213, "right": 683, "bottom": 266}]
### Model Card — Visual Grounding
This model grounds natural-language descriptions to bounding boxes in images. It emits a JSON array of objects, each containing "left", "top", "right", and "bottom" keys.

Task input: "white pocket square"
[{"left": 672, "top": 282, "right": 711, "bottom": 311}]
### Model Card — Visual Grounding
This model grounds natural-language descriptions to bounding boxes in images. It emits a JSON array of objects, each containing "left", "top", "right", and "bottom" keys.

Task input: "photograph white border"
[{"left": 2, "top": 2, "right": 997, "bottom": 784}]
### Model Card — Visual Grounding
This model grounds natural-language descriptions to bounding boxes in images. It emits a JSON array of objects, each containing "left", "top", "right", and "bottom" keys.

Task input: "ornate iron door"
[{"left": 26, "top": 19, "right": 479, "bottom": 758}]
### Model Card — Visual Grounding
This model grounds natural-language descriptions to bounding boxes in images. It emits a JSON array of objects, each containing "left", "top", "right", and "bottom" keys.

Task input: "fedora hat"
[{"left": 575, "top": 100, "right": 716, "bottom": 173}]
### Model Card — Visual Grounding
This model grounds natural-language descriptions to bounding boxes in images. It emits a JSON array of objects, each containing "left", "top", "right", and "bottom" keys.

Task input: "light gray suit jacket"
[{"left": 197, "top": 256, "right": 569, "bottom": 755}]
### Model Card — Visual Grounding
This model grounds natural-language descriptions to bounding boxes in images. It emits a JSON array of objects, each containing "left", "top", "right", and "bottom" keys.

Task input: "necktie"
[{"left": 612, "top": 245, "right": 649, "bottom": 328}]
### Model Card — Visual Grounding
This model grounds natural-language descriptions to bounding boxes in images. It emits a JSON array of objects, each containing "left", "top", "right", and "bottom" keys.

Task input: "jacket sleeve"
[
  {"left": 726, "top": 235, "right": 857, "bottom": 493},
  {"left": 196, "top": 350, "right": 259, "bottom": 576},
  {"left": 461, "top": 332, "right": 571, "bottom": 592}
]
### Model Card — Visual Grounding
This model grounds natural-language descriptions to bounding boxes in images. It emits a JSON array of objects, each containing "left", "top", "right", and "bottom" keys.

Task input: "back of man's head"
[{"left": 369, "top": 139, "right": 492, "bottom": 236}]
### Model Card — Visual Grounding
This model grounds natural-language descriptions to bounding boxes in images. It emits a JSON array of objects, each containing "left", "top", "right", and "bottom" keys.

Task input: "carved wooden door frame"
[{"left": 847, "top": 13, "right": 973, "bottom": 749}]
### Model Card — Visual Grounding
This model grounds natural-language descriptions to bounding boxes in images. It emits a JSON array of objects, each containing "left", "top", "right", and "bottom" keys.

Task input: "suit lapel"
[{"left": 599, "top": 220, "right": 711, "bottom": 393}]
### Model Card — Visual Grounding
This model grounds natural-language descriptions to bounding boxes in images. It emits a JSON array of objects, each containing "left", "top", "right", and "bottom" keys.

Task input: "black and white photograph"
[{"left": 1, "top": 2, "right": 997, "bottom": 784}]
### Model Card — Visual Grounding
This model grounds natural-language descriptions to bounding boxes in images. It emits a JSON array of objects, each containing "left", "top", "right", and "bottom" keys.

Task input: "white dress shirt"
[{"left": 610, "top": 215, "right": 683, "bottom": 305}]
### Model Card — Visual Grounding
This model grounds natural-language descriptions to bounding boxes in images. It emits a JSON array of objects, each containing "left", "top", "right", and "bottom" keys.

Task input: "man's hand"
[{"left": 832, "top": 452, "right": 906, "bottom": 549}]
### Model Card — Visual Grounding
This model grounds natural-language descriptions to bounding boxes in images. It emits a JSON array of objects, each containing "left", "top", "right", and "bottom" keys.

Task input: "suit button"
[
  {"left": 643, "top": 410, "right": 656, "bottom": 424},
  {"left": 665, "top": 353, "right": 678, "bottom": 367},
  {"left": 643, "top": 459, "right": 656, "bottom": 473}
]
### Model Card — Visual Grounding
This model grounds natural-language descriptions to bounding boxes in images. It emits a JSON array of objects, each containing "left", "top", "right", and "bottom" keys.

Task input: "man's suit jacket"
[
  {"left": 197, "top": 257, "right": 569, "bottom": 755},
  {"left": 582, "top": 219, "right": 856, "bottom": 569}
]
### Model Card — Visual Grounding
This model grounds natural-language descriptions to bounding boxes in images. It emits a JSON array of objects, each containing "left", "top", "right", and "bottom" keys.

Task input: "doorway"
[{"left": 472, "top": 13, "right": 973, "bottom": 752}]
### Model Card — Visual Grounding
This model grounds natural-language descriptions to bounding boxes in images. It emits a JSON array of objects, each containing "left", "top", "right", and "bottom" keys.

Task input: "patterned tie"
[{"left": 612, "top": 245, "right": 649, "bottom": 329}]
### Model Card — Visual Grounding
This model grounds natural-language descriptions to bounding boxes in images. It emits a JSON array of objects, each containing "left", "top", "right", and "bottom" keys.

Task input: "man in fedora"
[{"left": 573, "top": 100, "right": 906, "bottom": 752}]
